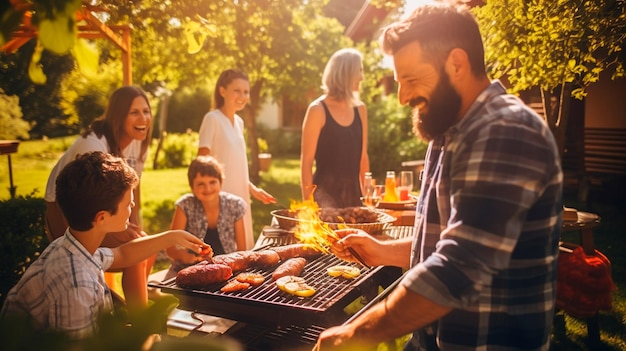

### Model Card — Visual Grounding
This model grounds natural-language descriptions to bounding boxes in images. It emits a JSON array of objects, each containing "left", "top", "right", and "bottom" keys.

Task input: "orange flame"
[{"left": 290, "top": 186, "right": 345, "bottom": 254}]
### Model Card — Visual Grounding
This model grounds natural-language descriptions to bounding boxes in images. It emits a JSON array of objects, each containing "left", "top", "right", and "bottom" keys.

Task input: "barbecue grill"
[
  {"left": 151, "top": 250, "right": 402, "bottom": 327},
  {"left": 150, "top": 226, "right": 414, "bottom": 349}
]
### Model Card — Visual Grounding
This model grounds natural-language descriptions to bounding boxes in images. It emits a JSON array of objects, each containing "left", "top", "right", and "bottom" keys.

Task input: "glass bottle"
[{"left": 383, "top": 171, "right": 399, "bottom": 202}]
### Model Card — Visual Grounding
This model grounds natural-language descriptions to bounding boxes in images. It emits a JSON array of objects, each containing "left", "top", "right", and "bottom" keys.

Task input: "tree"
[
  {"left": 0, "top": 41, "right": 75, "bottom": 138},
  {"left": 473, "top": 0, "right": 626, "bottom": 154},
  {"left": 177, "top": 0, "right": 352, "bottom": 181},
  {"left": 0, "top": 88, "right": 29, "bottom": 140}
]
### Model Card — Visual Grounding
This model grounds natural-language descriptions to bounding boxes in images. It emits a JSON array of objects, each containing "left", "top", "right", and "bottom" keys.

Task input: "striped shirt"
[
  {"left": 403, "top": 81, "right": 563, "bottom": 350},
  {"left": 1, "top": 229, "right": 115, "bottom": 339}
]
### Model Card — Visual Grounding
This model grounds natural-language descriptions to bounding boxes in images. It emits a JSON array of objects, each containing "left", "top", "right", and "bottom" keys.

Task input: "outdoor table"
[{"left": 560, "top": 211, "right": 601, "bottom": 256}]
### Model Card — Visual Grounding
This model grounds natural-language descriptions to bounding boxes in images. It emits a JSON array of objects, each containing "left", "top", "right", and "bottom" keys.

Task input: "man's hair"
[
  {"left": 214, "top": 69, "right": 249, "bottom": 109},
  {"left": 56, "top": 151, "right": 139, "bottom": 231},
  {"left": 379, "top": 1, "right": 486, "bottom": 76},
  {"left": 187, "top": 155, "right": 225, "bottom": 187},
  {"left": 321, "top": 48, "right": 363, "bottom": 104}
]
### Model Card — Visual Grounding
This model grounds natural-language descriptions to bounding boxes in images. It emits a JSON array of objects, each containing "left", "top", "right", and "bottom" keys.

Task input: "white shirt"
[
  {"left": 45, "top": 133, "right": 145, "bottom": 202},
  {"left": 198, "top": 109, "right": 254, "bottom": 249}
]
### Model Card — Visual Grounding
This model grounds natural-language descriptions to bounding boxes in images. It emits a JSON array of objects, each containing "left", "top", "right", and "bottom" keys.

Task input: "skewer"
[{"left": 347, "top": 247, "right": 370, "bottom": 269}]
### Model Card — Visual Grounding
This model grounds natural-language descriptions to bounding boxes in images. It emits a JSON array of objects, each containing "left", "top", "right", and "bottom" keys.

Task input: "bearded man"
[{"left": 315, "top": 2, "right": 563, "bottom": 351}]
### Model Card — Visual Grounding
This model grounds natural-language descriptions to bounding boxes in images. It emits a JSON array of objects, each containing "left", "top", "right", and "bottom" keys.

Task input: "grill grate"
[
  {"left": 150, "top": 226, "right": 412, "bottom": 328},
  {"left": 152, "top": 252, "right": 398, "bottom": 327}
]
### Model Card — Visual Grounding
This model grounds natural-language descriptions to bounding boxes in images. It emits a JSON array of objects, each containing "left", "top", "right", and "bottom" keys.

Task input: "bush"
[
  {"left": 0, "top": 195, "right": 48, "bottom": 306},
  {"left": 258, "top": 125, "right": 301, "bottom": 157},
  {"left": 148, "top": 132, "right": 199, "bottom": 170},
  {"left": 142, "top": 199, "right": 176, "bottom": 235},
  {"left": 367, "top": 95, "right": 428, "bottom": 179}
]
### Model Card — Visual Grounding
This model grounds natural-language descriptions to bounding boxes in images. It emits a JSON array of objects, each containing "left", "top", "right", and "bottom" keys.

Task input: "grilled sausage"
[
  {"left": 247, "top": 249, "right": 281, "bottom": 267},
  {"left": 272, "top": 257, "right": 307, "bottom": 280},
  {"left": 176, "top": 263, "right": 233, "bottom": 289},
  {"left": 270, "top": 244, "right": 322, "bottom": 261},
  {"left": 212, "top": 251, "right": 252, "bottom": 272}
]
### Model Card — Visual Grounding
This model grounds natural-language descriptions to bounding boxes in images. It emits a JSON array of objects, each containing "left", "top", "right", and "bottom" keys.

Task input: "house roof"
[
  {"left": 345, "top": 1, "right": 485, "bottom": 42},
  {"left": 344, "top": 1, "right": 391, "bottom": 41}
]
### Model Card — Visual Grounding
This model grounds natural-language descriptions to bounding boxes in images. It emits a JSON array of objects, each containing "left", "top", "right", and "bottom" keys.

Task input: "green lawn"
[{"left": 2, "top": 137, "right": 625, "bottom": 350}]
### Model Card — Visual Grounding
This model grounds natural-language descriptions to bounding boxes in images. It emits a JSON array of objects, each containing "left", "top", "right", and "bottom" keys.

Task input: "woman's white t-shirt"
[
  {"left": 197, "top": 109, "right": 253, "bottom": 249},
  {"left": 45, "top": 133, "right": 145, "bottom": 202}
]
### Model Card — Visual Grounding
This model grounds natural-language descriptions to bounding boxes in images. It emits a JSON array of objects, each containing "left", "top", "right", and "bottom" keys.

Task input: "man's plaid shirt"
[{"left": 403, "top": 81, "right": 563, "bottom": 350}]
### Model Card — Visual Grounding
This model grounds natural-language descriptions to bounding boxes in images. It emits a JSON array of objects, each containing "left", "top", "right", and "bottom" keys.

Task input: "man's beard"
[{"left": 410, "top": 69, "right": 462, "bottom": 141}]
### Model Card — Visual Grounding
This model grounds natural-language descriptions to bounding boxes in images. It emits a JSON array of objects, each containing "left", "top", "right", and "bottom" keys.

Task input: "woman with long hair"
[
  {"left": 197, "top": 69, "right": 276, "bottom": 249},
  {"left": 44, "top": 86, "right": 154, "bottom": 312}
]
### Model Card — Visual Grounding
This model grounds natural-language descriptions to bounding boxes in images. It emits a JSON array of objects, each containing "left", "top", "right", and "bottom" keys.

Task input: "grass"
[{"left": 2, "top": 136, "right": 625, "bottom": 350}]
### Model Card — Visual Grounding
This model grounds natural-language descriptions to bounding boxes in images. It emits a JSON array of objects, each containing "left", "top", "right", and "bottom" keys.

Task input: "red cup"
[{"left": 399, "top": 187, "right": 409, "bottom": 201}]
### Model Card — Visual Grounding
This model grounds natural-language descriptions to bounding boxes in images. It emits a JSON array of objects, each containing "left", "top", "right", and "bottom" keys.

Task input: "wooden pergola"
[{"left": 2, "top": 2, "right": 132, "bottom": 85}]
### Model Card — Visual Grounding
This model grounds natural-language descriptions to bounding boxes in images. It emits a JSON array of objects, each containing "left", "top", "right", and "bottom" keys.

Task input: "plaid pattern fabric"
[
  {"left": 403, "top": 81, "right": 563, "bottom": 350},
  {"left": 1, "top": 230, "right": 115, "bottom": 339}
]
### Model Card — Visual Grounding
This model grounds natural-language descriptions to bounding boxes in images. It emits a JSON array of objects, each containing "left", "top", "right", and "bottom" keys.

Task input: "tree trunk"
[
  {"left": 244, "top": 79, "right": 264, "bottom": 185},
  {"left": 152, "top": 95, "right": 170, "bottom": 170},
  {"left": 541, "top": 82, "right": 572, "bottom": 158}
]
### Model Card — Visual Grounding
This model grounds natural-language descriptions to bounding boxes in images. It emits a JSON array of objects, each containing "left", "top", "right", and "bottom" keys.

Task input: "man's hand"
[{"left": 101, "top": 223, "right": 145, "bottom": 248}]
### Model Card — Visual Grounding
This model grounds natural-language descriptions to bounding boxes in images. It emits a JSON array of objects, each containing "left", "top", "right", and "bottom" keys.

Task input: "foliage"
[
  {"left": 143, "top": 199, "right": 177, "bottom": 235},
  {"left": 367, "top": 94, "right": 428, "bottom": 179},
  {"left": 163, "top": 86, "right": 212, "bottom": 134},
  {"left": 257, "top": 126, "right": 302, "bottom": 157},
  {"left": 149, "top": 132, "right": 198, "bottom": 170},
  {"left": 0, "top": 40, "right": 76, "bottom": 138},
  {"left": 0, "top": 294, "right": 242, "bottom": 351},
  {"left": 0, "top": 194, "right": 47, "bottom": 306},
  {"left": 0, "top": 88, "right": 29, "bottom": 140},
  {"left": 473, "top": 0, "right": 626, "bottom": 153},
  {"left": 257, "top": 137, "right": 269, "bottom": 153},
  {"left": 474, "top": 0, "right": 626, "bottom": 99}
]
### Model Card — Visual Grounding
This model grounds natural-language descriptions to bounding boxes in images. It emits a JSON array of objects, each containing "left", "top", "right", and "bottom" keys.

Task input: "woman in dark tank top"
[{"left": 300, "top": 48, "right": 370, "bottom": 208}]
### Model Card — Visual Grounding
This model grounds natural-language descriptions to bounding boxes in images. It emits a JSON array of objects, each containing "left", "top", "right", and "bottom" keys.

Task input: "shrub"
[
  {"left": 0, "top": 194, "right": 47, "bottom": 306},
  {"left": 142, "top": 199, "right": 176, "bottom": 235},
  {"left": 148, "top": 132, "right": 199, "bottom": 170},
  {"left": 258, "top": 125, "right": 301, "bottom": 157},
  {"left": 367, "top": 95, "right": 428, "bottom": 179}
]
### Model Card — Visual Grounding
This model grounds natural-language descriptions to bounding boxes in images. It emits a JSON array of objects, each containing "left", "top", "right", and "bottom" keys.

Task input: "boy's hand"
[{"left": 170, "top": 230, "right": 205, "bottom": 256}]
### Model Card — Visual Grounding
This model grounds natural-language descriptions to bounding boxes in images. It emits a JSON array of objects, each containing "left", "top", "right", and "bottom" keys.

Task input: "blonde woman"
[{"left": 301, "top": 48, "right": 370, "bottom": 208}]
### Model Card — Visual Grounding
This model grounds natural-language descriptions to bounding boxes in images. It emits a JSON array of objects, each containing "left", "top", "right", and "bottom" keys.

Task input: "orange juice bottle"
[{"left": 383, "top": 171, "right": 399, "bottom": 202}]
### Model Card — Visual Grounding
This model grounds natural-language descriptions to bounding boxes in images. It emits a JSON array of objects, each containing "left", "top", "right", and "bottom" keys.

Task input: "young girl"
[
  {"left": 167, "top": 156, "right": 247, "bottom": 271},
  {"left": 197, "top": 69, "right": 276, "bottom": 249}
]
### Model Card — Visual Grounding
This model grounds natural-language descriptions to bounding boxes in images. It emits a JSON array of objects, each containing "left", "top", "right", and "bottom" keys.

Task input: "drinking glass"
[{"left": 399, "top": 171, "right": 414, "bottom": 201}]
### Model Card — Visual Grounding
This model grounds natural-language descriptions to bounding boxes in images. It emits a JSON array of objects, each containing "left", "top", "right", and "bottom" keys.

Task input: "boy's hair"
[
  {"left": 56, "top": 151, "right": 139, "bottom": 231},
  {"left": 379, "top": 1, "right": 486, "bottom": 76},
  {"left": 187, "top": 155, "right": 225, "bottom": 187}
]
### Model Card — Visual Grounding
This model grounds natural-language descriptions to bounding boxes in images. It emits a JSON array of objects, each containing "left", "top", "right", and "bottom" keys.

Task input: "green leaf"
[
  {"left": 28, "top": 41, "right": 47, "bottom": 85},
  {"left": 72, "top": 38, "right": 99, "bottom": 78},
  {"left": 38, "top": 15, "right": 76, "bottom": 54}
]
